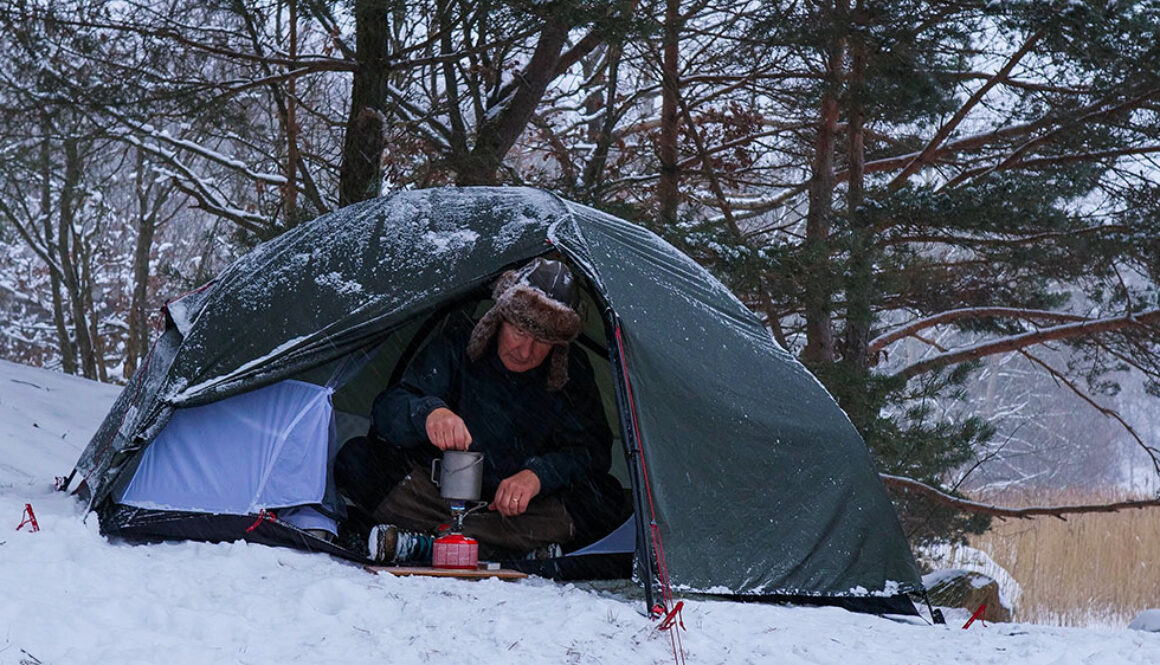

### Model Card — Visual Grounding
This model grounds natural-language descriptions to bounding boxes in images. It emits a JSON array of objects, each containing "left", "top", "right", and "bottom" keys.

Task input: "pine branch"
[
  {"left": 949, "top": 71, "right": 1093, "bottom": 95},
  {"left": 889, "top": 309, "right": 1160, "bottom": 379},
  {"left": 735, "top": 107, "right": 1152, "bottom": 225},
  {"left": 888, "top": 29, "right": 1044, "bottom": 189},
  {"left": 943, "top": 142, "right": 1160, "bottom": 188},
  {"left": 1094, "top": 337, "right": 1160, "bottom": 383},
  {"left": 880, "top": 473, "right": 1160, "bottom": 520},
  {"left": 944, "top": 87, "right": 1160, "bottom": 189},
  {"left": 868, "top": 307, "right": 1091, "bottom": 358},
  {"left": 881, "top": 224, "right": 1132, "bottom": 248}
]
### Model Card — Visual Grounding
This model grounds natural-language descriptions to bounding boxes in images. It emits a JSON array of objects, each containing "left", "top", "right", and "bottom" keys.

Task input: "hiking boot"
[{"left": 368, "top": 524, "right": 434, "bottom": 564}]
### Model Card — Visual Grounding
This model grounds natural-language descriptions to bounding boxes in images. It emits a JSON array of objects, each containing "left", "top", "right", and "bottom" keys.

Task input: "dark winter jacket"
[{"left": 370, "top": 323, "right": 623, "bottom": 541}]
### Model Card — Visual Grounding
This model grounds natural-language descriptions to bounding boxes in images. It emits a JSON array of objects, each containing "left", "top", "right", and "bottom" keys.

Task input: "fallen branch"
[{"left": 880, "top": 473, "right": 1160, "bottom": 520}]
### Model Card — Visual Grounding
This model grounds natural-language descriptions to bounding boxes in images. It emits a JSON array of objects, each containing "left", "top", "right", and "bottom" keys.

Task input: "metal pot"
[{"left": 431, "top": 450, "right": 484, "bottom": 501}]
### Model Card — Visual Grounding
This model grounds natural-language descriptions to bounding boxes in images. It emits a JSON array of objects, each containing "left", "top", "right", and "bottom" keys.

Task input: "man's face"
[{"left": 496, "top": 321, "right": 554, "bottom": 373}]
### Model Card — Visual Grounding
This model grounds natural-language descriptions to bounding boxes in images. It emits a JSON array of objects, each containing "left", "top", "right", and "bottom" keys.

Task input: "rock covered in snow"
[
  {"left": 919, "top": 543, "right": 1021, "bottom": 612},
  {"left": 1129, "top": 609, "right": 1160, "bottom": 632},
  {"left": 924, "top": 569, "right": 1013, "bottom": 623}
]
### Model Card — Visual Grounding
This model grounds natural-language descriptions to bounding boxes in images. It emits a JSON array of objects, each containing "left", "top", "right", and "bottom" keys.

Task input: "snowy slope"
[
  {"left": 0, "top": 359, "right": 117, "bottom": 483},
  {"left": 2, "top": 360, "right": 1159, "bottom": 665}
]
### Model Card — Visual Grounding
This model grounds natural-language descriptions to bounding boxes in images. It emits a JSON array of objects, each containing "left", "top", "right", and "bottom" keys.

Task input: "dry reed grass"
[{"left": 955, "top": 488, "right": 1160, "bottom": 627}]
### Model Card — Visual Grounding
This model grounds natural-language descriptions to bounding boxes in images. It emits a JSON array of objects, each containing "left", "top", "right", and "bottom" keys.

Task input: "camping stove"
[
  {"left": 430, "top": 451, "right": 486, "bottom": 569},
  {"left": 432, "top": 501, "right": 479, "bottom": 569}
]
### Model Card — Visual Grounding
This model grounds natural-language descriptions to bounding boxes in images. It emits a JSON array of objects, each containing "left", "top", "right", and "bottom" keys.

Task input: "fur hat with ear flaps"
[{"left": 467, "top": 258, "right": 582, "bottom": 391}]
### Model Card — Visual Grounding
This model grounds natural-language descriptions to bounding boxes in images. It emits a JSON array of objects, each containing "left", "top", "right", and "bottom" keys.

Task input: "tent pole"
[
  {"left": 920, "top": 589, "right": 946, "bottom": 625},
  {"left": 55, "top": 469, "right": 77, "bottom": 493},
  {"left": 605, "top": 312, "right": 658, "bottom": 614}
]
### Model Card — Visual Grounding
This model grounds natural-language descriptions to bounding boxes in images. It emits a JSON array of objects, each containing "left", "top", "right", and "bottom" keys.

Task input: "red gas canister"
[{"left": 432, "top": 532, "right": 479, "bottom": 569}]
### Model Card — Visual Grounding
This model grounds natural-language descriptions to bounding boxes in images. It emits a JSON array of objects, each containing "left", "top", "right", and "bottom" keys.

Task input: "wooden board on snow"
[{"left": 365, "top": 565, "right": 529, "bottom": 580}]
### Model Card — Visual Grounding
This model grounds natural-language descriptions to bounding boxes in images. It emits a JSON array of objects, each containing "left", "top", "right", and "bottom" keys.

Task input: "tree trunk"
[
  {"left": 439, "top": 0, "right": 468, "bottom": 161},
  {"left": 841, "top": 5, "right": 871, "bottom": 371},
  {"left": 338, "top": 0, "right": 390, "bottom": 206},
  {"left": 125, "top": 147, "right": 157, "bottom": 380},
  {"left": 801, "top": 82, "right": 841, "bottom": 365},
  {"left": 38, "top": 114, "right": 76, "bottom": 375},
  {"left": 582, "top": 47, "right": 605, "bottom": 145},
  {"left": 58, "top": 138, "right": 98, "bottom": 379},
  {"left": 656, "top": 0, "right": 681, "bottom": 224},
  {"left": 81, "top": 244, "right": 108, "bottom": 382},
  {"left": 457, "top": 16, "right": 570, "bottom": 185},
  {"left": 284, "top": 0, "right": 300, "bottom": 221},
  {"left": 580, "top": 45, "right": 621, "bottom": 198}
]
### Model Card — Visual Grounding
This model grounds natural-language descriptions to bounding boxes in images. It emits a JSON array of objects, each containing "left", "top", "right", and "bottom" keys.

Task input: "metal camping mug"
[{"left": 431, "top": 450, "right": 484, "bottom": 501}]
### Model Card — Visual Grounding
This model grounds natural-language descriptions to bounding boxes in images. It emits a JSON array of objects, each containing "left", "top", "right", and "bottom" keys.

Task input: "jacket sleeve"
[
  {"left": 523, "top": 350, "right": 613, "bottom": 495},
  {"left": 370, "top": 334, "right": 459, "bottom": 447}
]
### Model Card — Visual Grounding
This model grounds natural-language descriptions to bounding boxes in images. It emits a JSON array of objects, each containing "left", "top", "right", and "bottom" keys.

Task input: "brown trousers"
[{"left": 372, "top": 468, "right": 574, "bottom": 553}]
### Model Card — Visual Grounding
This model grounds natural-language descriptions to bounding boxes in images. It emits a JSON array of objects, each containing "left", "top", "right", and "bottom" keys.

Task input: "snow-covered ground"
[{"left": 2, "top": 359, "right": 1159, "bottom": 665}]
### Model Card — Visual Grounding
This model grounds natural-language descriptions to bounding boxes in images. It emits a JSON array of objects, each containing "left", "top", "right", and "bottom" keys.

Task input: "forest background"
[{"left": 2, "top": 0, "right": 1160, "bottom": 547}]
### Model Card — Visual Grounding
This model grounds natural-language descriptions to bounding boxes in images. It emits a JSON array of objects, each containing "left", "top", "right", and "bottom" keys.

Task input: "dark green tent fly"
[{"left": 70, "top": 187, "right": 922, "bottom": 614}]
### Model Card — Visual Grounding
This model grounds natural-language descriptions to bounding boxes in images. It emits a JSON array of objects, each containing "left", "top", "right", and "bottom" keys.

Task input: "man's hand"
[
  {"left": 489, "top": 469, "right": 542, "bottom": 517},
  {"left": 425, "top": 407, "right": 472, "bottom": 450}
]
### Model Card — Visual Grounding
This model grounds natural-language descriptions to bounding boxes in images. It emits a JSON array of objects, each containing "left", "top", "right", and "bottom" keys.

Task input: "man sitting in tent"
[{"left": 336, "top": 257, "right": 623, "bottom": 562}]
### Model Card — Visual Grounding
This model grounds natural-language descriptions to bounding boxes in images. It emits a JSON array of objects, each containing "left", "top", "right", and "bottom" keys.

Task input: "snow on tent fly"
[{"left": 66, "top": 186, "right": 923, "bottom": 615}]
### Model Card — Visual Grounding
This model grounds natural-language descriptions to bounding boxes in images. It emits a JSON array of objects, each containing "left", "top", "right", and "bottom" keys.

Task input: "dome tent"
[{"left": 68, "top": 187, "right": 922, "bottom": 613}]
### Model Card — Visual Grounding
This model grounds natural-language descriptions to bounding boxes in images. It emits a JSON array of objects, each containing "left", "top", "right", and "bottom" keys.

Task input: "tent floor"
[
  {"left": 365, "top": 565, "right": 528, "bottom": 580},
  {"left": 98, "top": 503, "right": 634, "bottom": 578}
]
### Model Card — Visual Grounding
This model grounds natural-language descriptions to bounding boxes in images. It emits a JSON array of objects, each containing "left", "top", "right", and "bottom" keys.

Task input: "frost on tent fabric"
[{"left": 70, "top": 186, "right": 923, "bottom": 616}]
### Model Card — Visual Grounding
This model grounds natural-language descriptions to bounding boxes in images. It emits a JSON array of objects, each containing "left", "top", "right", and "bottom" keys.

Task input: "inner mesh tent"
[{"left": 69, "top": 187, "right": 922, "bottom": 613}]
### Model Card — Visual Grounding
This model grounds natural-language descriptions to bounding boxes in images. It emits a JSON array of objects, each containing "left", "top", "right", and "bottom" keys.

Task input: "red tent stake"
[
  {"left": 962, "top": 604, "right": 987, "bottom": 629},
  {"left": 16, "top": 503, "right": 39, "bottom": 532}
]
